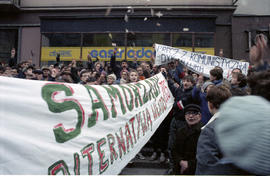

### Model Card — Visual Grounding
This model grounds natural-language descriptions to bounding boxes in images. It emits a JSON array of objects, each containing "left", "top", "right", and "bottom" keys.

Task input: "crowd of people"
[{"left": 0, "top": 34, "right": 269, "bottom": 175}]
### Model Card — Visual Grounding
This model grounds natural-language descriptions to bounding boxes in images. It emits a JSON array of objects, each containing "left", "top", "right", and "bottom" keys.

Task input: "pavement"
[{"left": 119, "top": 147, "right": 170, "bottom": 175}]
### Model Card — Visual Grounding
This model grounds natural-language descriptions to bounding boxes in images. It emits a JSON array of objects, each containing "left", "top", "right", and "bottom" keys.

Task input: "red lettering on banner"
[
  {"left": 48, "top": 160, "right": 70, "bottom": 175},
  {"left": 97, "top": 138, "right": 109, "bottom": 174},
  {"left": 151, "top": 104, "right": 158, "bottom": 120},
  {"left": 107, "top": 134, "right": 118, "bottom": 164},
  {"left": 145, "top": 108, "right": 153, "bottom": 131},
  {"left": 73, "top": 153, "right": 80, "bottom": 175},
  {"left": 51, "top": 87, "right": 85, "bottom": 129},
  {"left": 125, "top": 122, "right": 134, "bottom": 151},
  {"left": 142, "top": 111, "right": 148, "bottom": 136},
  {"left": 129, "top": 117, "right": 137, "bottom": 144},
  {"left": 136, "top": 113, "right": 141, "bottom": 140},
  {"left": 158, "top": 80, "right": 171, "bottom": 103},
  {"left": 115, "top": 128, "right": 126, "bottom": 159},
  {"left": 81, "top": 143, "right": 95, "bottom": 175}
]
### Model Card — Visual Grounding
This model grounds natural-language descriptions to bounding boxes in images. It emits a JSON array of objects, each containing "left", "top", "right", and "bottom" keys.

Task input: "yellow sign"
[
  {"left": 41, "top": 46, "right": 214, "bottom": 61},
  {"left": 194, "top": 47, "right": 215, "bottom": 56},
  {"left": 82, "top": 47, "right": 125, "bottom": 61},
  {"left": 175, "top": 47, "right": 193, "bottom": 52},
  {"left": 41, "top": 47, "right": 81, "bottom": 61},
  {"left": 82, "top": 47, "right": 155, "bottom": 61}
]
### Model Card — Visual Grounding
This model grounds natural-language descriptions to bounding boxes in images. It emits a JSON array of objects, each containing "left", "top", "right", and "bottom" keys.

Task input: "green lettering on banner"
[
  {"left": 41, "top": 83, "right": 84, "bottom": 143},
  {"left": 107, "top": 134, "right": 118, "bottom": 165},
  {"left": 48, "top": 160, "right": 70, "bottom": 175},
  {"left": 135, "top": 82, "right": 148, "bottom": 104},
  {"left": 150, "top": 76, "right": 161, "bottom": 97},
  {"left": 144, "top": 77, "right": 160, "bottom": 100},
  {"left": 97, "top": 138, "right": 109, "bottom": 174},
  {"left": 127, "top": 84, "right": 143, "bottom": 108},
  {"left": 144, "top": 80, "right": 155, "bottom": 101},
  {"left": 73, "top": 153, "right": 80, "bottom": 175},
  {"left": 81, "top": 143, "right": 95, "bottom": 175},
  {"left": 119, "top": 85, "right": 134, "bottom": 112},
  {"left": 102, "top": 85, "right": 126, "bottom": 117},
  {"left": 85, "top": 85, "right": 109, "bottom": 128}
]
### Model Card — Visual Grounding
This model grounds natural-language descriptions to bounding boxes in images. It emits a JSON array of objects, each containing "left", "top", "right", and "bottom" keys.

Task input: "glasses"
[{"left": 185, "top": 111, "right": 200, "bottom": 115}]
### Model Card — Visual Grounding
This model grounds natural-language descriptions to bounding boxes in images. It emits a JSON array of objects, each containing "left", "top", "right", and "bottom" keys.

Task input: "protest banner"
[
  {"left": 155, "top": 44, "right": 250, "bottom": 79},
  {"left": 0, "top": 73, "right": 174, "bottom": 175}
]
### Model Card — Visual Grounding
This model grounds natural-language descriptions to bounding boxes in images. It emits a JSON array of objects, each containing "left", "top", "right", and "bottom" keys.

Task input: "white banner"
[
  {"left": 155, "top": 44, "right": 250, "bottom": 79},
  {"left": 0, "top": 73, "right": 174, "bottom": 175}
]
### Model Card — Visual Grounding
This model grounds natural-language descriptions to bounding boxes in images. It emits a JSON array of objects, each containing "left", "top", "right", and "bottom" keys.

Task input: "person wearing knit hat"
[
  {"left": 215, "top": 96, "right": 270, "bottom": 175},
  {"left": 184, "top": 104, "right": 201, "bottom": 115},
  {"left": 23, "top": 65, "right": 35, "bottom": 80},
  {"left": 33, "top": 69, "right": 43, "bottom": 80},
  {"left": 201, "top": 81, "right": 214, "bottom": 93},
  {"left": 41, "top": 66, "right": 52, "bottom": 81}
]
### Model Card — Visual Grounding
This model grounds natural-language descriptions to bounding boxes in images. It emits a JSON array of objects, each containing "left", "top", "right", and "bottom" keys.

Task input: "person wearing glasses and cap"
[{"left": 171, "top": 104, "right": 202, "bottom": 175}]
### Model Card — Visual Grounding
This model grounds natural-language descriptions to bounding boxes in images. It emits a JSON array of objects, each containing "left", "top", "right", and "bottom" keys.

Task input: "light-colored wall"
[
  {"left": 20, "top": 0, "right": 233, "bottom": 7},
  {"left": 234, "top": 0, "right": 270, "bottom": 15}
]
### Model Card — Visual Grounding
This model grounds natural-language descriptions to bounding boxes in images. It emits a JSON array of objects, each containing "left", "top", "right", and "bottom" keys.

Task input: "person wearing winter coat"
[
  {"left": 167, "top": 75, "right": 196, "bottom": 173},
  {"left": 192, "top": 81, "right": 214, "bottom": 125},
  {"left": 195, "top": 86, "right": 233, "bottom": 175},
  {"left": 172, "top": 104, "right": 202, "bottom": 175}
]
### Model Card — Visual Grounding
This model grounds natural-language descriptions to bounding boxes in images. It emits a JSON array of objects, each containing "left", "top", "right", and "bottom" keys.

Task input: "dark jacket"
[
  {"left": 174, "top": 63, "right": 185, "bottom": 84},
  {"left": 169, "top": 82, "right": 194, "bottom": 121},
  {"left": 167, "top": 85, "right": 195, "bottom": 162},
  {"left": 172, "top": 122, "right": 202, "bottom": 175},
  {"left": 212, "top": 79, "right": 223, "bottom": 86},
  {"left": 192, "top": 86, "right": 212, "bottom": 125},
  {"left": 110, "top": 54, "right": 129, "bottom": 79},
  {"left": 195, "top": 120, "right": 250, "bottom": 175}
]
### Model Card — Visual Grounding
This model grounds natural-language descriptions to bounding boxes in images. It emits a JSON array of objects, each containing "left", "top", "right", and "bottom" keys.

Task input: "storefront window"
[
  {"left": 127, "top": 33, "right": 170, "bottom": 47},
  {"left": 0, "top": 29, "right": 18, "bottom": 65},
  {"left": 41, "top": 33, "right": 81, "bottom": 65},
  {"left": 40, "top": 32, "right": 215, "bottom": 63},
  {"left": 126, "top": 33, "right": 170, "bottom": 61},
  {"left": 83, "top": 33, "right": 125, "bottom": 47},
  {"left": 194, "top": 33, "right": 214, "bottom": 55},
  {"left": 82, "top": 33, "right": 125, "bottom": 61},
  {"left": 172, "top": 33, "right": 193, "bottom": 51},
  {"left": 195, "top": 33, "right": 214, "bottom": 47},
  {"left": 42, "top": 33, "right": 81, "bottom": 47}
]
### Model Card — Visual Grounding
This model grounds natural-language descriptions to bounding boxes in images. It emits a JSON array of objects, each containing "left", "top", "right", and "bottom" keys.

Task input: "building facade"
[
  {"left": 232, "top": 0, "right": 270, "bottom": 61},
  {"left": 0, "top": 0, "right": 237, "bottom": 66}
]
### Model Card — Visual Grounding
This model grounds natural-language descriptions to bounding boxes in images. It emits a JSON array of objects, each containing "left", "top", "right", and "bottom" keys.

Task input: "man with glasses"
[{"left": 171, "top": 104, "right": 202, "bottom": 175}]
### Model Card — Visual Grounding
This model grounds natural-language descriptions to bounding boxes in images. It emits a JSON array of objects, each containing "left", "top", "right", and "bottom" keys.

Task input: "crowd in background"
[{"left": 0, "top": 33, "right": 269, "bottom": 175}]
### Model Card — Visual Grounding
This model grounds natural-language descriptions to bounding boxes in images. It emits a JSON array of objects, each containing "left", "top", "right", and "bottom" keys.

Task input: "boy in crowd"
[
  {"left": 195, "top": 85, "right": 232, "bottom": 174},
  {"left": 166, "top": 75, "right": 196, "bottom": 173}
]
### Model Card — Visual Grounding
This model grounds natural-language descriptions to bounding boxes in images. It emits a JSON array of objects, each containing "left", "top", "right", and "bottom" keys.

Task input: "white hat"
[
  {"left": 107, "top": 74, "right": 116, "bottom": 81},
  {"left": 215, "top": 96, "right": 270, "bottom": 175}
]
